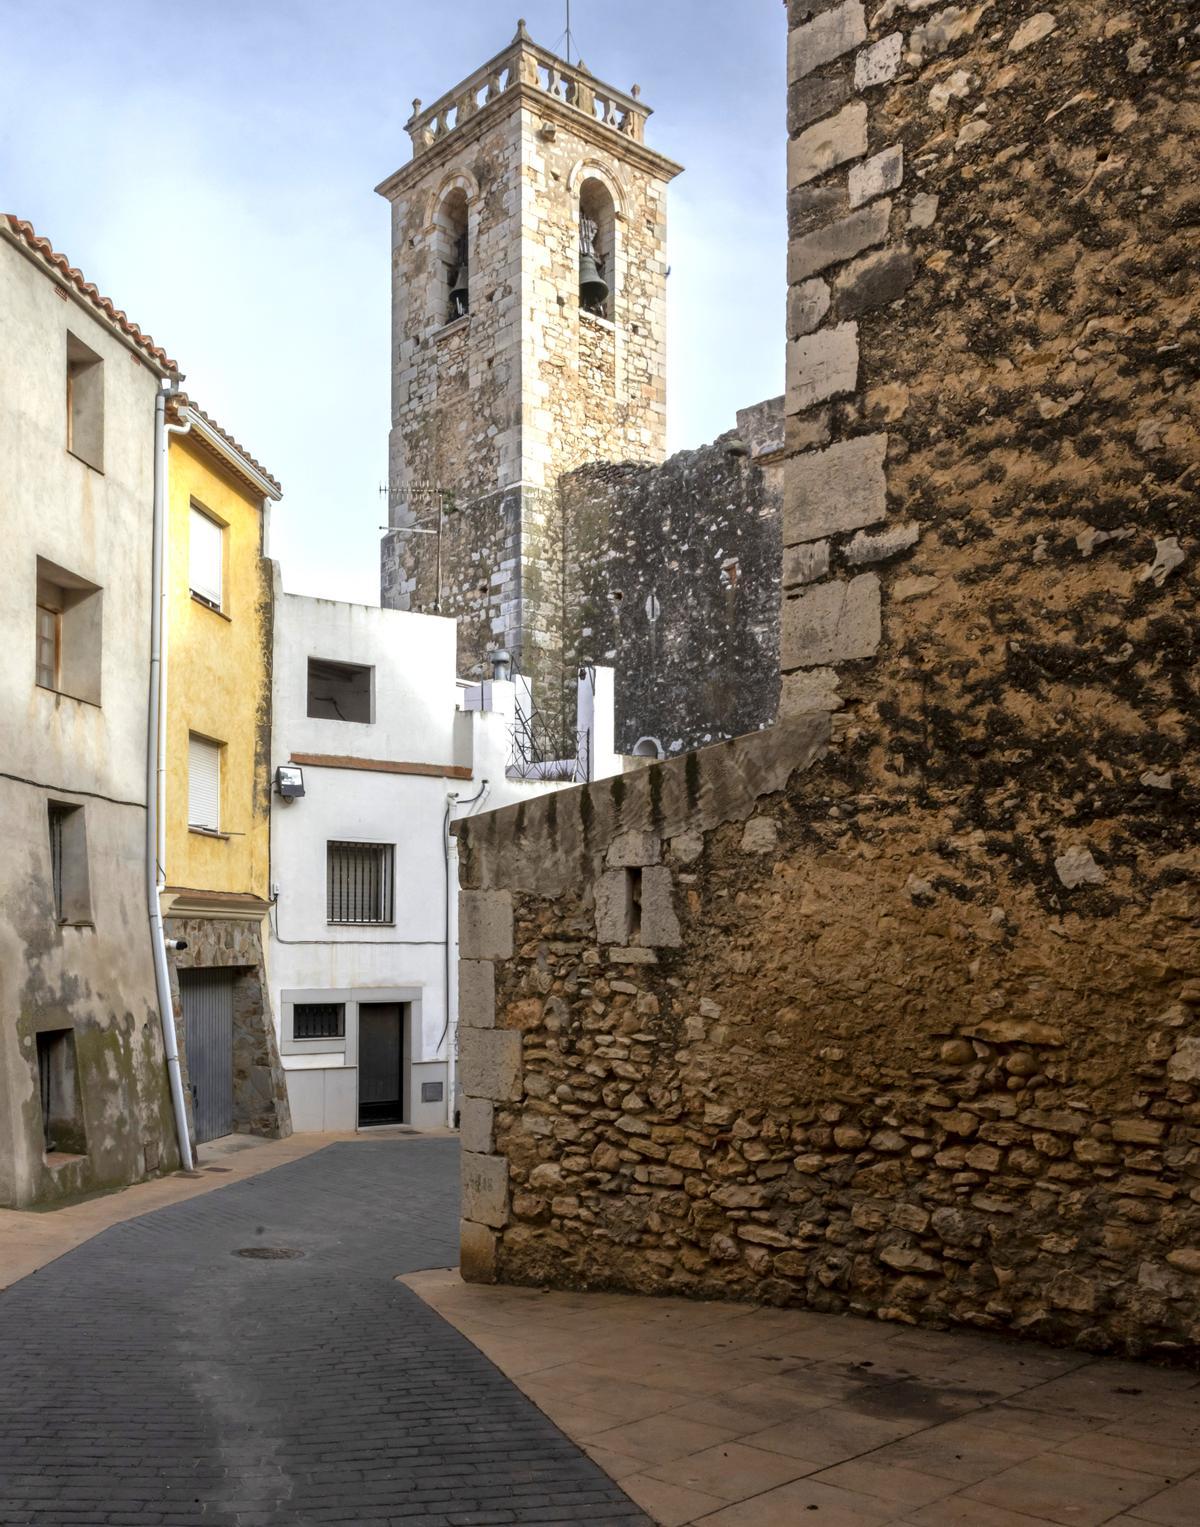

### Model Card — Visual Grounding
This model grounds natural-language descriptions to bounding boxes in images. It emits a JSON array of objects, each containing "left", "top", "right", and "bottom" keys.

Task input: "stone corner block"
[
  {"left": 789, "top": 101, "right": 868, "bottom": 190},
  {"left": 787, "top": 321, "right": 859, "bottom": 416},
  {"left": 788, "top": 199, "right": 891, "bottom": 284},
  {"left": 459, "top": 889, "right": 513, "bottom": 962},
  {"left": 459, "top": 1027, "right": 522, "bottom": 1103},
  {"left": 848, "top": 145, "right": 904, "bottom": 209},
  {"left": 789, "top": 1, "right": 867, "bottom": 83},
  {"left": 459, "top": 959, "right": 496, "bottom": 1030},
  {"left": 460, "top": 1219, "right": 498, "bottom": 1284},
  {"left": 596, "top": 869, "right": 634, "bottom": 946},
  {"left": 606, "top": 830, "right": 662, "bottom": 869},
  {"left": 462, "top": 1151, "right": 510, "bottom": 1231},
  {"left": 783, "top": 573, "right": 882, "bottom": 670},
  {"left": 459, "top": 1095, "right": 495, "bottom": 1155},
  {"left": 785, "top": 433, "right": 888, "bottom": 545},
  {"left": 640, "top": 866, "right": 682, "bottom": 948},
  {"left": 855, "top": 31, "right": 902, "bottom": 90}
]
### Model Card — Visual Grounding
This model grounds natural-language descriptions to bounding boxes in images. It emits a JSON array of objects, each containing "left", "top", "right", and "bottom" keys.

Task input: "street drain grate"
[{"left": 233, "top": 1247, "right": 305, "bottom": 1260}]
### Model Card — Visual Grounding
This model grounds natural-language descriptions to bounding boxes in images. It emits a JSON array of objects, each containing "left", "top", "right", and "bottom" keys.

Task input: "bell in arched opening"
[
  {"left": 448, "top": 232, "right": 470, "bottom": 320},
  {"left": 579, "top": 215, "right": 610, "bottom": 316}
]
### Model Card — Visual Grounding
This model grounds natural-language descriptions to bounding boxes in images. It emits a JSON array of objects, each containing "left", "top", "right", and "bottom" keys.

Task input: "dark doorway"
[
  {"left": 358, "top": 1003, "right": 405, "bottom": 1126},
  {"left": 181, "top": 969, "right": 235, "bottom": 1144}
]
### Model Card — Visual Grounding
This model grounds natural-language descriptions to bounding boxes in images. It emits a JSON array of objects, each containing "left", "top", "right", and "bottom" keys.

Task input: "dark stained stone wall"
[{"left": 561, "top": 399, "right": 785, "bottom": 757}]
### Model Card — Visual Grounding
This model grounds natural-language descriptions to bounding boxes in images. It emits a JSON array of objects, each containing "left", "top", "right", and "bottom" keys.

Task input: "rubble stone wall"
[
  {"left": 560, "top": 399, "right": 786, "bottom": 756},
  {"left": 456, "top": 1, "right": 1198, "bottom": 1357}
]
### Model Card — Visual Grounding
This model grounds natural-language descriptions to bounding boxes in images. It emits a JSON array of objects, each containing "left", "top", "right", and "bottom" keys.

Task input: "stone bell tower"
[{"left": 377, "top": 19, "right": 682, "bottom": 719}]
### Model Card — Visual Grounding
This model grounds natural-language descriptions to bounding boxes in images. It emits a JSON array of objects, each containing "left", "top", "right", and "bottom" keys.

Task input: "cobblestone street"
[{"left": 0, "top": 1140, "right": 645, "bottom": 1527}]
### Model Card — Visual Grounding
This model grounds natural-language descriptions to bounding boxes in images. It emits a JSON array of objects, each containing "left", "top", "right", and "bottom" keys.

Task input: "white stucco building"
[
  {"left": 268, "top": 571, "right": 624, "bottom": 1132},
  {"left": 0, "top": 216, "right": 181, "bottom": 1205}
]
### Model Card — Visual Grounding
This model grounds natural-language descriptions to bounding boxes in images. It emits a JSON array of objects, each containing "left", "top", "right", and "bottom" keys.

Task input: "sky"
[{"left": 2, "top": 0, "right": 785, "bottom": 605}]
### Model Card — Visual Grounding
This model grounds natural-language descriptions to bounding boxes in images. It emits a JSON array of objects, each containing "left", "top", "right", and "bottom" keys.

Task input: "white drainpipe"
[
  {"left": 149, "top": 383, "right": 194, "bottom": 1173},
  {"left": 443, "top": 780, "right": 489, "bottom": 1128}
]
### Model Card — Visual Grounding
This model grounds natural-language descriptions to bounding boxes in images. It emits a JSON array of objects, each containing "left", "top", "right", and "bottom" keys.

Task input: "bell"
[
  {"left": 579, "top": 252, "right": 609, "bottom": 313},
  {"left": 448, "top": 264, "right": 469, "bottom": 317}
]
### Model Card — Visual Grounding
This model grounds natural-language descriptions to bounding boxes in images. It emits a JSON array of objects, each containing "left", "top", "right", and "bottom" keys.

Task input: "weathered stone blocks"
[
  {"left": 788, "top": 102, "right": 868, "bottom": 189},
  {"left": 462, "top": 1151, "right": 509, "bottom": 1229},
  {"left": 459, "top": 959, "right": 496, "bottom": 1029},
  {"left": 832, "top": 246, "right": 914, "bottom": 317},
  {"left": 640, "top": 867, "right": 682, "bottom": 948},
  {"left": 784, "top": 540, "right": 832, "bottom": 587},
  {"left": 788, "top": 278, "right": 832, "bottom": 339},
  {"left": 788, "top": 200, "right": 891, "bottom": 283},
  {"left": 606, "top": 831, "right": 661, "bottom": 868},
  {"left": 784, "top": 433, "right": 888, "bottom": 545},
  {"left": 459, "top": 1029, "right": 522, "bottom": 1102},
  {"left": 855, "top": 31, "right": 903, "bottom": 89},
  {"left": 459, "top": 1095, "right": 494, "bottom": 1154},
  {"left": 787, "top": 321, "right": 859, "bottom": 414},
  {"left": 848, "top": 146, "right": 904, "bottom": 209},
  {"left": 783, "top": 574, "right": 882, "bottom": 668},
  {"left": 788, "top": 1, "right": 867, "bottom": 81},
  {"left": 459, "top": 1219, "right": 497, "bottom": 1284},
  {"left": 459, "top": 890, "right": 513, "bottom": 961},
  {"left": 596, "top": 869, "right": 635, "bottom": 945}
]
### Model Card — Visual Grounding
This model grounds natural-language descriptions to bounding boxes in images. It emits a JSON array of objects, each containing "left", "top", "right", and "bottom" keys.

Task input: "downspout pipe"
[
  {"left": 443, "top": 780, "right": 489, "bottom": 1129},
  {"left": 149, "top": 382, "right": 194, "bottom": 1174}
]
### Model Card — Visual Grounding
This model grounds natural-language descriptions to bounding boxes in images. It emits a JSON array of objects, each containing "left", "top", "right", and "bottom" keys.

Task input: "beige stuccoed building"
[
  {"left": 378, "top": 20, "right": 683, "bottom": 727},
  {"left": 0, "top": 217, "right": 181, "bottom": 1207}
]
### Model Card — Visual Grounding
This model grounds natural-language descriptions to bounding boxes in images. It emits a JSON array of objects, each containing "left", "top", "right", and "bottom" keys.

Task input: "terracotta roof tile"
[
  {"left": 169, "top": 393, "right": 283, "bottom": 498},
  {"left": 2, "top": 214, "right": 179, "bottom": 374}
]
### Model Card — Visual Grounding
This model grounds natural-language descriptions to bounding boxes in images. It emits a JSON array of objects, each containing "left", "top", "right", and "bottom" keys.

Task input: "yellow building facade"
[{"left": 161, "top": 401, "right": 291, "bottom": 1146}]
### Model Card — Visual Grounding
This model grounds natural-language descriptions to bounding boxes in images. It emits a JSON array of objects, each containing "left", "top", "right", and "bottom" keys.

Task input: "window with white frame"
[
  {"left": 327, "top": 841, "right": 394, "bottom": 925},
  {"left": 189, "top": 506, "right": 224, "bottom": 610},
  {"left": 188, "top": 734, "right": 222, "bottom": 832}
]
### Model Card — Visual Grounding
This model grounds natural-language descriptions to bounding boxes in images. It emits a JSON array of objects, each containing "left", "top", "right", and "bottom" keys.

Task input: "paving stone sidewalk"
[
  {"left": 0, "top": 1140, "right": 645, "bottom": 1527},
  {"left": 406, "top": 1268, "right": 1200, "bottom": 1527}
]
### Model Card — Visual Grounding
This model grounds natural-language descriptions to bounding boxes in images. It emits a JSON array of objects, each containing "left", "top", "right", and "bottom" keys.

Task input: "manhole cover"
[{"left": 233, "top": 1247, "right": 305, "bottom": 1260}]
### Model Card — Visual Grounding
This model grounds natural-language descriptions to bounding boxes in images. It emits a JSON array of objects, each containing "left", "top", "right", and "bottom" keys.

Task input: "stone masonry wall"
[
  {"left": 458, "top": 714, "right": 1200, "bottom": 1359},
  {"left": 455, "top": 2, "right": 1198, "bottom": 1358},
  {"left": 560, "top": 399, "right": 785, "bottom": 756}
]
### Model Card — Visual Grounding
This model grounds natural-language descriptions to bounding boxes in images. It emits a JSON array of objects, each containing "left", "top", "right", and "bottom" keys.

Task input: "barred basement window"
[
  {"left": 293, "top": 1003, "right": 346, "bottom": 1040},
  {"left": 327, "top": 841, "right": 394, "bottom": 925}
]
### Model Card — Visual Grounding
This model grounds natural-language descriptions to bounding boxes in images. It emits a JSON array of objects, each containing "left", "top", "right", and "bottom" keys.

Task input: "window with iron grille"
[
  {"left": 293, "top": 1003, "right": 346, "bottom": 1040},
  {"left": 327, "top": 841, "right": 394, "bottom": 925}
]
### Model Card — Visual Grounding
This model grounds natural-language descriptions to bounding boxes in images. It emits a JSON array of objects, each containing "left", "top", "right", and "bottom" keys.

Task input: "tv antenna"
[{"left": 559, "top": 0, "right": 574, "bottom": 65}]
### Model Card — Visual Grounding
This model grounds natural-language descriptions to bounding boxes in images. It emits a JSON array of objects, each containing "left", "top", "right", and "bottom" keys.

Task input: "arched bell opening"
[
  {"left": 434, "top": 187, "right": 470, "bottom": 324},
  {"left": 578, "top": 177, "right": 616, "bottom": 321}
]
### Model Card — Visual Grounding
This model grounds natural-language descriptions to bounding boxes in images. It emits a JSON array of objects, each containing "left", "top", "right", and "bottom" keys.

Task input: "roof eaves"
[
  {"left": 170, "top": 394, "right": 283, "bottom": 500},
  {"left": 1, "top": 214, "right": 180, "bottom": 376}
]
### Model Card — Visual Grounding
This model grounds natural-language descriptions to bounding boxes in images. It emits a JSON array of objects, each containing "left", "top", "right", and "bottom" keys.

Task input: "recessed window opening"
[
  {"left": 189, "top": 505, "right": 225, "bottom": 610},
  {"left": 436, "top": 187, "right": 470, "bottom": 324},
  {"left": 66, "top": 331, "right": 104, "bottom": 471},
  {"left": 188, "top": 733, "right": 222, "bottom": 832},
  {"left": 36, "top": 603, "right": 60, "bottom": 689},
  {"left": 35, "top": 557, "right": 102, "bottom": 705},
  {"left": 307, "top": 658, "right": 374, "bottom": 723},
  {"left": 629, "top": 866, "right": 643, "bottom": 943},
  {"left": 37, "top": 1029, "right": 87, "bottom": 1157},
  {"left": 579, "top": 178, "right": 616, "bottom": 320},
  {"left": 293, "top": 1003, "right": 346, "bottom": 1041},
  {"left": 327, "top": 841, "right": 395, "bottom": 925},
  {"left": 47, "top": 802, "right": 91, "bottom": 924}
]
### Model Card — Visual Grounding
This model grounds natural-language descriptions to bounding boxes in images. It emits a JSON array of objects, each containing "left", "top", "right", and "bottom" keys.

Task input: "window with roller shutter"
[
  {"left": 189, "top": 505, "right": 224, "bottom": 610},
  {"left": 188, "top": 734, "right": 222, "bottom": 832}
]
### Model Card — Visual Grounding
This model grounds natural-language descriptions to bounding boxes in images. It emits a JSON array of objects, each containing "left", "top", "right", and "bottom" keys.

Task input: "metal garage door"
[{"left": 181, "top": 969, "right": 234, "bottom": 1144}]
